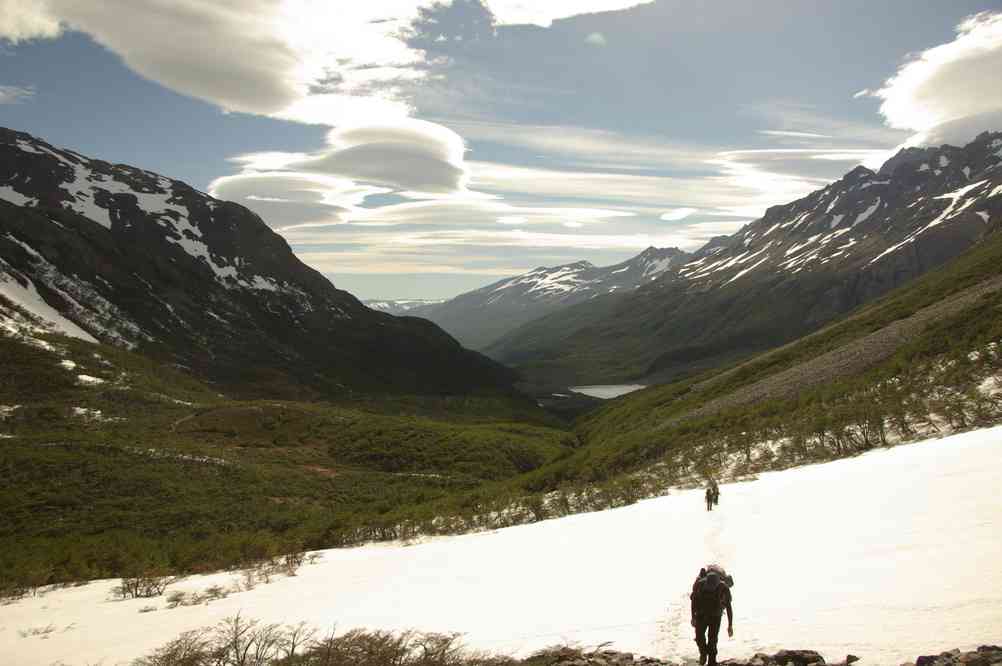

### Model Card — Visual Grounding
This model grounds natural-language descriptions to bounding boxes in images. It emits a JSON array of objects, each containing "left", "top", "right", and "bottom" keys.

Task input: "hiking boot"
[{"left": 699, "top": 648, "right": 707, "bottom": 665}]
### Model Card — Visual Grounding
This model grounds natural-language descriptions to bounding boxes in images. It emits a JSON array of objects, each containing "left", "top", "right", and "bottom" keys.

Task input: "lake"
[{"left": 568, "top": 384, "right": 646, "bottom": 399}]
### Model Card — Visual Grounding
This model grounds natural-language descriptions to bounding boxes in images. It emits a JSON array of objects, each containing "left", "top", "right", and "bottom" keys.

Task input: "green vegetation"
[
  {"left": 5, "top": 229, "right": 1002, "bottom": 598},
  {"left": 0, "top": 331, "right": 575, "bottom": 596},
  {"left": 561, "top": 225, "right": 1002, "bottom": 481}
]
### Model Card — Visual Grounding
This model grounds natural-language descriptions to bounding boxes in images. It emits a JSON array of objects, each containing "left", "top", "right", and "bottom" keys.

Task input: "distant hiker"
[
  {"left": 711, "top": 480, "right": 720, "bottom": 506},
  {"left": 705, "top": 486, "right": 714, "bottom": 511},
  {"left": 691, "top": 567, "right": 734, "bottom": 666}
]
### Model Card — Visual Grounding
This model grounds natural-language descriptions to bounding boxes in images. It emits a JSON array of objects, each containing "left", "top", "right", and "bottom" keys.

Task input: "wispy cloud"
[
  {"left": 0, "top": 84, "right": 34, "bottom": 104},
  {"left": 741, "top": 99, "right": 906, "bottom": 147},
  {"left": 757, "top": 130, "right": 832, "bottom": 139},
  {"left": 660, "top": 208, "right": 698, "bottom": 221}
]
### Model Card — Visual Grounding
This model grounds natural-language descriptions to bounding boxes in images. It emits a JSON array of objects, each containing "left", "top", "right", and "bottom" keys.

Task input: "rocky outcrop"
[
  {"left": 529, "top": 645, "right": 1002, "bottom": 666},
  {"left": 909, "top": 646, "right": 1002, "bottom": 666}
]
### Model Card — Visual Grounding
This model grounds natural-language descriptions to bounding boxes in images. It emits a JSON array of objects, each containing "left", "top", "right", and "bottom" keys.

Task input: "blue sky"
[{"left": 3, "top": 1, "right": 1002, "bottom": 299}]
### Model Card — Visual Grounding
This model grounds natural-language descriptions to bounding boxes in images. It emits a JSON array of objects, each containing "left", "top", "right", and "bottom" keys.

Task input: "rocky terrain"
[
  {"left": 0, "top": 128, "right": 515, "bottom": 398},
  {"left": 530, "top": 646, "right": 1001, "bottom": 666},
  {"left": 393, "top": 246, "right": 691, "bottom": 350},
  {"left": 487, "top": 132, "right": 1002, "bottom": 387}
]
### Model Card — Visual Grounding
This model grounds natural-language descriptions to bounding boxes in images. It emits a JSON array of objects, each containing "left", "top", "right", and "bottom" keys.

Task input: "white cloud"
[
  {"left": 0, "top": 0, "right": 61, "bottom": 43},
  {"left": 294, "top": 250, "right": 534, "bottom": 276},
  {"left": 0, "top": 84, "right": 34, "bottom": 104},
  {"left": 283, "top": 119, "right": 469, "bottom": 194},
  {"left": 344, "top": 199, "right": 635, "bottom": 229},
  {"left": 660, "top": 207, "right": 698, "bottom": 221},
  {"left": 287, "top": 227, "right": 695, "bottom": 252},
  {"left": 0, "top": 0, "right": 651, "bottom": 127},
  {"left": 453, "top": 120, "right": 707, "bottom": 169},
  {"left": 875, "top": 11, "right": 1002, "bottom": 147},
  {"left": 585, "top": 32, "right": 607, "bottom": 47},
  {"left": 742, "top": 100, "right": 906, "bottom": 147},
  {"left": 487, "top": 1, "right": 649, "bottom": 27},
  {"left": 758, "top": 130, "right": 832, "bottom": 139}
]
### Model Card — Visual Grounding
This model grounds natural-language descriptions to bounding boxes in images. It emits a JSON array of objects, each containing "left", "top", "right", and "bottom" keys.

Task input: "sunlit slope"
[{"left": 3, "top": 426, "right": 999, "bottom": 666}]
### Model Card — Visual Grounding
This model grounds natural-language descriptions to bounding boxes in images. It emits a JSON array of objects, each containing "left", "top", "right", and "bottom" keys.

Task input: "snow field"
[{"left": 1, "top": 426, "right": 1000, "bottom": 666}]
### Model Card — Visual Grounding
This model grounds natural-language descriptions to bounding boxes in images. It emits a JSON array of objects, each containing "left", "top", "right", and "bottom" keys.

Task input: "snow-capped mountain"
[
  {"left": 488, "top": 132, "right": 1002, "bottom": 386},
  {"left": 364, "top": 299, "right": 446, "bottom": 316},
  {"left": 0, "top": 128, "right": 514, "bottom": 396},
  {"left": 397, "top": 247, "right": 691, "bottom": 350}
]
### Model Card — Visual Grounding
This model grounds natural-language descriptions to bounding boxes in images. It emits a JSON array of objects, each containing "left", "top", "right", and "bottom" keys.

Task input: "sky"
[{"left": 2, "top": 1, "right": 1002, "bottom": 299}]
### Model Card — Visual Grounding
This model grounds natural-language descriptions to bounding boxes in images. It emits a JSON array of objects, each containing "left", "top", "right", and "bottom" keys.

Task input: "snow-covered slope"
[
  {"left": 364, "top": 298, "right": 446, "bottom": 315},
  {"left": 402, "top": 247, "right": 691, "bottom": 350},
  {"left": 0, "top": 128, "right": 515, "bottom": 396},
  {"left": 3, "top": 427, "right": 999, "bottom": 666},
  {"left": 489, "top": 132, "right": 1002, "bottom": 385}
]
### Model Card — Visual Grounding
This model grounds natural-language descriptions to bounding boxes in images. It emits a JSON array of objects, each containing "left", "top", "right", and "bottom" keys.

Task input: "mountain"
[
  {"left": 364, "top": 298, "right": 446, "bottom": 315},
  {"left": 0, "top": 128, "right": 515, "bottom": 397},
  {"left": 396, "top": 246, "right": 691, "bottom": 350},
  {"left": 487, "top": 131, "right": 1002, "bottom": 387}
]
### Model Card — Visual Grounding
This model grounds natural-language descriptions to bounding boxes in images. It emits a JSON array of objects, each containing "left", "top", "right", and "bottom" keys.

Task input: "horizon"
[{"left": 3, "top": 2, "right": 1001, "bottom": 299}]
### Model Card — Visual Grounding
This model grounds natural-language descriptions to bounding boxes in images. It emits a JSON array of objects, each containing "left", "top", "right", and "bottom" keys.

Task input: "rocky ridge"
[
  {"left": 393, "top": 246, "right": 691, "bottom": 350},
  {"left": 486, "top": 132, "right": 1002, "bottom": 386}
]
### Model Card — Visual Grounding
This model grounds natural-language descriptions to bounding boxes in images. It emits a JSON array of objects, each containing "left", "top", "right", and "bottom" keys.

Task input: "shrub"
[{"left": 114, "top": 572, "right": 175, "bottom": 599}]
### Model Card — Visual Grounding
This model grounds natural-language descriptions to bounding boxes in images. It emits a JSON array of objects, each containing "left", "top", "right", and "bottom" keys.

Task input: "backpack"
[
  {"left": 693, "top": 573, "right": 728, "bottom": 618},
  {"left": 705, "top": 564, "right": 734, "bottom": 588}
]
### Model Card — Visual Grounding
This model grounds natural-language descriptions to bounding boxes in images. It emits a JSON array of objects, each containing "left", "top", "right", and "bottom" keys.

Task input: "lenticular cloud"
[{"left": 875, "top": 11, "right": 1002, "bottom": 146}]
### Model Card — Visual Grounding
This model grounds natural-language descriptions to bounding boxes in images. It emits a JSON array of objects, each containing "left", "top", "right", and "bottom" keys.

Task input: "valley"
[{"left": 2, "top": 104, "right": 1002, "bottom": 665}]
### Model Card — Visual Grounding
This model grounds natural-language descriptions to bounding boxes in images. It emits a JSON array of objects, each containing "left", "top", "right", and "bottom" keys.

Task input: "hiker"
[
  {"left": 695, "top": 563, "right": 734, "bottom": 589},
  {"left": 691, "top": 567, "right": 734, "bottom": 666},
  {"left": 711, "top": 480, "right": 720, "bottom": 506},
  {"left": 705, "top": 486, "right": 714, "bottom": 511}
]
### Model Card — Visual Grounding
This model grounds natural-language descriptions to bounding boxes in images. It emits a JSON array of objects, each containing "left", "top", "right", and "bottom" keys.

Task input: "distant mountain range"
[
  {"left": 364, "top": 299, "right": 446, "bottom": 316},
  {"left": 486, "top": 132, "right": 1002, "bottom": 387},
  {"left": 0, "top": 128, "right": 515, "bottom": 397},
  {"left": 372, "top": 246, "right": 691, "bottom": 350}
]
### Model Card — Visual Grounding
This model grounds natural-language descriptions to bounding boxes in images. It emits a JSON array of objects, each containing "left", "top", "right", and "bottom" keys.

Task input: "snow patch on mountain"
[
  {"left": 0, "top": 259, "right": 97, "bottom": 343},
  {"left": 0, "top": 186, "right": 37, "bottom": 208},
  {"left": 852, "top": 198, "right": 881, "bottom": 226},
  {"left": 3, "top": 233, "right": 150, "bottom": 347},
  {"left": 871, "top": 180, "right": 990, "bottom": 265}
]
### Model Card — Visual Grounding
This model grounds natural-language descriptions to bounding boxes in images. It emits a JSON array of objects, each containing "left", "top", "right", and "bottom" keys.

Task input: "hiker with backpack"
[{"left": 691, "top": 566, "right": 734, "bottom": 666}]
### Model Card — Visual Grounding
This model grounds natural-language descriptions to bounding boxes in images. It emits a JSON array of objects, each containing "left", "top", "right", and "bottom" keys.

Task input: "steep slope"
[
  {"left": 401, "top": 246, "right": 691, "bottom": 350},
  {"left": 0, "top": 128, "right": 515, "bottom": 397},
  {"left": 488, "top": 131, "right": 1002, "bottom": 386}
]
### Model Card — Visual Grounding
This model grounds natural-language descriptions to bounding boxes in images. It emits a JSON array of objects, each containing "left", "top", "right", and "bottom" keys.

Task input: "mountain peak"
[{"left": 843, "top": 164, "right": 876, "bottom": 183}]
